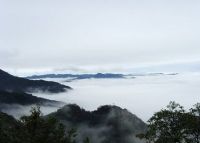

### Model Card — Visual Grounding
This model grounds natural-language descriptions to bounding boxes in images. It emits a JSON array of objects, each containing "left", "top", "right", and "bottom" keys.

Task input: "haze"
[{"left": 1, "top": 0, "right": 200, "bottom": 74}]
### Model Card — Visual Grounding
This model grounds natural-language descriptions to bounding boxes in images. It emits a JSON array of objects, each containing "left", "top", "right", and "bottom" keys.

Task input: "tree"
[
  {"left": 137, "top": 101, "right": 187, "bottom": 143},
  {"left": 20, "top": 106, "right": 77, "bottom": 143},
  {"left": 185, "top": 103, "right": 200, "bottom": 143},
  {"left": 137, "top": 102, "right": 200, "bottom": 143},
  {"left": 0, "top": 106, "right": 83, "bottom": 143},
  {"left": 83, "top": 137, "right": 90, "bottom": 143}
]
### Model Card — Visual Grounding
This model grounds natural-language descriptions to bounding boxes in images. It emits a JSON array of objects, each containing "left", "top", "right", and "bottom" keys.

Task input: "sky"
[{"left": 1, "top": 0, "right": 200, "bottom": 75}]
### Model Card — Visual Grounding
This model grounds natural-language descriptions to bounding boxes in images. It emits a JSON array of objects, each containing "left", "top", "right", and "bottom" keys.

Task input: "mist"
[
  {"left": 0, "top": 103, "right": 64, "bottom": 119},
  {"left": 33, "top": 73, "right": 200, "bottom": 121}
]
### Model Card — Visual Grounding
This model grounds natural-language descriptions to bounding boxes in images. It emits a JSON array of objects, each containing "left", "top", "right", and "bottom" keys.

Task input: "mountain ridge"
[
  {"left": 0, "top": 69, "right": 71, "bottom": 93},
  {"left": 26, "top": 73, "right": 125, "bottom": 80},
  {"left": 48, "top": 104, "right": 146, "bottom": 143},
  {"left": 0, "top": 90, "right": 63, "bottom": 106}
]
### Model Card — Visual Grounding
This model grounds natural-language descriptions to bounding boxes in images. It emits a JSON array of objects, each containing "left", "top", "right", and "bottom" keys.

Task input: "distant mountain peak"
[{"left": 27, "top": 73, "right": 125, "bottom": 80}]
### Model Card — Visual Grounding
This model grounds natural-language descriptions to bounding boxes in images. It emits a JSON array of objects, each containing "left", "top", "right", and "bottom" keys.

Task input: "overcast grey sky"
[{"left": 1, "top": 0, "right": 200, "bottom": 75}]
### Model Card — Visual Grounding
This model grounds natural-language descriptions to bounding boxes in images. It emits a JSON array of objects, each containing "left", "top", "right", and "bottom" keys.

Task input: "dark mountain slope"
[
  {"left": 0, "top": 112, "right": 18, "bottom": 129},
  {"left": 0, "top": 90, "right": 62, "bottom": 106},
  {"left": 0, "top": 91, "right": 65, "bottom": 119},
  {"left": 48, "top": 104, "right": 146, "bottom": 143},
  {"left": 0, "top": 105, "right": 146, "bottom": 143},
  {"left": 0, "top": 69, "right": 71, "bottom": 93}
]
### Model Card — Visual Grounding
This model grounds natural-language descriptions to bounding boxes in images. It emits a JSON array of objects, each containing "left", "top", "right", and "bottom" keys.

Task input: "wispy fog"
[
  {"left": 0, "top": 103, "right": 64, "bottom": 119},
  {"left": 34, "top": 73, "right": 200, "bottom": 121}
]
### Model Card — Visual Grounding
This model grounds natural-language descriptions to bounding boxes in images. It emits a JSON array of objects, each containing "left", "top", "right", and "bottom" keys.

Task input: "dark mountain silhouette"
[
  {"left": 27, "top": 72, "right": 178, "bottom": 82},
  {"left": 48, "top": 104, "right": 146, "bottom": 143},
  {"left": 0, "top": 104, "right": 146, "bottom": 143},
  {"left": 0, "top": 112, "right": 19, "bottom": 130},
  {"left": 0, "top": 69, "right": 71, "bottom": 93},
  {"left": 0, "top": 90, "right": 63, "bottom": 106},
  {"left": 27, "top": 73, "right": 125, "bottom": 81}
]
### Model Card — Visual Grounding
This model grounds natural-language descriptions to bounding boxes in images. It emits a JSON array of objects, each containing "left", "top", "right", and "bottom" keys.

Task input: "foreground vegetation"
[
  {"left": 0, "top": 104, "right": 145, "bottom": 143},
  {"left": 137, "top": 101, "right": 200, "bottom": 143},
  {"left": 0, "top": 106, "right": 89, "bottom": 143},
  {"left": 0, "top": 102, "right": 199, "bottom": 143}
]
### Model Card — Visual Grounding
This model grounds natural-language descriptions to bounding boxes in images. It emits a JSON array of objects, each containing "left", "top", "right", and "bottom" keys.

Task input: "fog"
[
  {"left": 33, "top": 73, "right": 200, "bottom": 121},
  {"left": 0, "top": 103, "right": 63, "bottom": 119}
]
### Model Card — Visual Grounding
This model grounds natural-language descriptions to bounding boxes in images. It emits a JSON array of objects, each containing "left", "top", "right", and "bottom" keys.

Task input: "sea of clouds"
[{"left": 33, "top": 73, "right": 200, "bottom": 121}]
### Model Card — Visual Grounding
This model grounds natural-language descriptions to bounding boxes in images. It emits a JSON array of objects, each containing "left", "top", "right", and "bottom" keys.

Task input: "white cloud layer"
[{"left": 34, "top": 73, "right": 200, "bottom": 121}]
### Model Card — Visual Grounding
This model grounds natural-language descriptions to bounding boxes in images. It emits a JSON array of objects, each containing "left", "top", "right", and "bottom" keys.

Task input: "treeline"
[
  {"left": 0, "top": 107, "right": 90, "bottom": 143},
  {"left": 1, "top": 102, "right": 199, "bottom": 143},
  {"left": 137, "top": 101, "right": 200, "bottom": 143}
]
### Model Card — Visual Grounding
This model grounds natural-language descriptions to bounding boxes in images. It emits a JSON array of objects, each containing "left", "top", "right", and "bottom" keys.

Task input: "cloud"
[{"left": 0, "top": 0, "right": 200, "bottom": 71}]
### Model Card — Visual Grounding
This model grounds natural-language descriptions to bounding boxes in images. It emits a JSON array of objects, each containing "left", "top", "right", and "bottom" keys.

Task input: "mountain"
[
  {"left": 0, "top": 104, "right": 146, "bottom": 143},
  {"left": 0, "top": 90, "right": 65, "bottom": 119},
  {"left": 26, "top": 72, "right": 179, "bottom": 81},
  {"left": 0, "top": 69, "right": 71, "bottom": 93},
  {"left": 48, "top": 104, "right": 146, "bottom": 143},
  {"left": 27, "top": 73, "right": 125, "bottom": 80},
  {"left": 0, "top": 112, "right": 19, "bottom": 129},
  {"left": 0, "top": 90, "right": 63, "bottom": 106}
]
